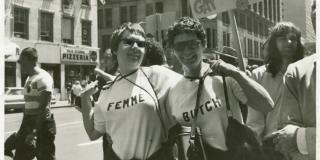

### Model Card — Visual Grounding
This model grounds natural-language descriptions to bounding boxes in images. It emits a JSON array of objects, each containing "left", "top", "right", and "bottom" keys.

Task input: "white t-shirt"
[
  {"left": 23, "top": 69, "right": 53, "bottom": 115},
  {"left": 94, "top": 65, "right": 181, "bottom": 159},
  {"left": 167, "top": 63, "right": 247, "bottom": 151}
]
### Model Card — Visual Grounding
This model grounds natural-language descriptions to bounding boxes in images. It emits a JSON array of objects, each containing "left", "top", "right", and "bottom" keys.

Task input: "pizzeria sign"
[{"left": 61, "top": 46, "right": 98, "bottom": 63}]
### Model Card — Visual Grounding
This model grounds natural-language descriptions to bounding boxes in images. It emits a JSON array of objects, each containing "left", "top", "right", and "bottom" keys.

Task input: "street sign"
[{"left": 189, "top": 0, "right": 261, "bottom": 18}]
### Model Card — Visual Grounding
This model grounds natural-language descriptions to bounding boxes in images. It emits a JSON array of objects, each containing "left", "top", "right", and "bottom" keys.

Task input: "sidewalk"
[{"left": 51, "top": 100, "right": 73, "bottom": 108}]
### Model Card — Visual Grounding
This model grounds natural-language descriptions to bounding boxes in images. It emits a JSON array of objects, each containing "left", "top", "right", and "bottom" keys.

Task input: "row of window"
[
  {"left": 13, "top": 6, "right": 92, "bottom": 46},
  {"left": 98, "top": 2, "right": 164, "bottom": 29},
  {"left": 250, "top": 0, "right": 281, "bottom": 22},
  {"left": 244, "top": 38, "right": 264, "bottom": 58}
]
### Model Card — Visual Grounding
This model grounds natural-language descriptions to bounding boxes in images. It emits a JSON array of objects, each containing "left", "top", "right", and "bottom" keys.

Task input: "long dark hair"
[{"left": 265, "top": 22, "right": 304, "bottom": 77}]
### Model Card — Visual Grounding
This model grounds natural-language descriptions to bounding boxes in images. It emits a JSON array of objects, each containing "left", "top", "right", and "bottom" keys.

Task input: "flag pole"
[{"left": 228, "top": 10, "right": 246, "bottom": 71}]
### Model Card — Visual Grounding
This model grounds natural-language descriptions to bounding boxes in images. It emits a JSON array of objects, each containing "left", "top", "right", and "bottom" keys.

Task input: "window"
[
  {"left": 14, "top": 7, "right": 29, "bottom": 39},
  {"left": 269, "top": 0, "right": 272, "bottom": 20},
  {"left": 264, "top": 0, "right": 268, "bottom": 18},
  {"left": 258, "top": 2, "right": 263, "bottom": 16},
  {"left": 181, "top": 0, "right": 188, "bottom": 16},
  {"left": 243, "top": 38, "right": 247, "bottom": 57},
  {"left": 5, "top": 62, "right": 16, "bottom": 87},
  {"left": 259, "top": 22, "right": 263, "bottom": 36},
  {"left": 273, "top": 0, "right": 276, "bottom": 21},
  {"left": 222, "top": 12, "right": 229, "bottom": 25},
  {"left": 130, "top": 6, "right": 137, "bottom": 22},
  {"left": 146, "top": 3, "right": 153, "bottom": 16},
  {"left": 155, "top": 2, "right": 163, "bottom": 13},
  {"left": 212, "top": 28, "right": 217, "bottom": 48},
  {"left": 40, "top": 12, "right": 53, "bottom": 42},
  {"left": 248, "top": 39, "right": 253, "bottom": 57},
  {"left": 102, "top": 35, "right": 111, "bottom": 53},
  {"left": 82, "top": 20, "right": 91, "bottom": 46},
  {"left": 62, "top": 17, "right": 74, "bottom": 44},
  {"left": 247, "top": 17, "right": 252, "bottom": 33},
  {"left": 223, "top": 32, "right": 230, "bottom": 47},
  {"left": 265, "top": 25, "right": 269, "bottom": 36},
  {"left": 277, "top": 0, "right": 280, "bottom": 21},
  {"left": 254, "top": 41, "right": 259, "bottom": 57},
  {"left": 253, "top": 3, "right": 257, "bottom": 13},
  {"left": 239, "top": 13, "right": 246, "bottom": 28},
  {"left": 98, "top": 9, "right": 103, "bottom": 29},
  {"left": 105, "top": 8, "right": 112, "bottom": 28},
  {"left": 254, "top": 20, "right": 258, "bottom": 35},
  {"left": 120, "top": 6, "right": 127, "bottom": 24},
  {"left": 206, "top": 28, "right": 211, "bottom": 48},
  {"left": 82, "top": 0, "right": 89, "bottom": 6}
]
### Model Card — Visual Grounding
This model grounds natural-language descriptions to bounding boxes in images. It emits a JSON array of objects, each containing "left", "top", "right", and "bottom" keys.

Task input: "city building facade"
[
  {"left": 4, "top": 0, "right": 99, "bottom": 100},
  {"left": 98, "top": 0, "right": 282, "bottom": 66}
]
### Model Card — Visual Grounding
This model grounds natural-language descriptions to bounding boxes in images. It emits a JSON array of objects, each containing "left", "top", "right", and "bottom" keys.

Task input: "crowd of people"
[{"left": 4, "top": 0, "right": 317, "bottom": 160}]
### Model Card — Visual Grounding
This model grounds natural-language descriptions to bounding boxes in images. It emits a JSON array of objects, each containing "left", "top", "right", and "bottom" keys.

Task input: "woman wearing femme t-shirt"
[{"left": 80, "top": 23, "right": 181, "bottom": 160}]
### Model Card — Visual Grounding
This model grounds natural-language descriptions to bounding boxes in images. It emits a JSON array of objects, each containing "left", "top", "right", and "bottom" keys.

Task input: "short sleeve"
[
  {"left": 37, "top": 75, "right": 53, "bottom": 93},
  {"left": 227, "top": 77, "right": 248, "bottom": 104},
  {"left": 93, "top": 106, "right": 106, "bottom": 133}
]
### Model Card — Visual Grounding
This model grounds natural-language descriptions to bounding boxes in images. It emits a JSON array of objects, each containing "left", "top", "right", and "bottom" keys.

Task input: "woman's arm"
[{"left": 81, "top": 85, "right": 104, "bottom": 141}]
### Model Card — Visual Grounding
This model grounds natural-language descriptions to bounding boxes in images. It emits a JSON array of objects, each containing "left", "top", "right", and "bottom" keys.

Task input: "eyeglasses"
[
  {"left": 121, "top": 38, "right": 146, "bottom": 48},
  {"left": 173, "top": 40, "right": 201, "bottom": 51}
]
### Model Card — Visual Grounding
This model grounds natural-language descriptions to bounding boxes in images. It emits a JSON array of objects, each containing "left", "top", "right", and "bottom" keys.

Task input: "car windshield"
[{"left": 6, "top": 89, "right": 23, "bottom": 95}]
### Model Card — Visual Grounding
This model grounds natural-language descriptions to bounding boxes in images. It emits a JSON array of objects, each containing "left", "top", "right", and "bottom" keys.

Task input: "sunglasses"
[
  {"left": 121, "top": 38, "right": 146, "bottom": 48},
  {"left": 173, "top": 40, "right": 201, "bottom": 51}
]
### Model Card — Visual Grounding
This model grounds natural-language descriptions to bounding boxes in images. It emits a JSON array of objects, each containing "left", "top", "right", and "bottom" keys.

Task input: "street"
[{"left": 4, "top": 107, "right": 103, "bottom": 160}]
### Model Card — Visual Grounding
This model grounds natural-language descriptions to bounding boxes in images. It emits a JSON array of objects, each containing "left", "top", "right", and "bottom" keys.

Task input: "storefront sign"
[
  {"left": 189, "top": 0, "right": 261, "bottom": 18},
  {"left": 61, "top": 46, "right": 98, "bottom": 64}
]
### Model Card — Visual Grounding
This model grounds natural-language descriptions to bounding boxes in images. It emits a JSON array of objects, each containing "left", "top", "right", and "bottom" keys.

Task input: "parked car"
[{"left": 5, "top": 87, "right": 57, "bottom": 111}]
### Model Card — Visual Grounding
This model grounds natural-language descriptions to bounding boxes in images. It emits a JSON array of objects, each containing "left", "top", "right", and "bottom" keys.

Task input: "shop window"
[
  {"left": 222, "top": 11, "right": 229, "bottom": 25},
  {"left": 82, "top": 20, "right": 91, "bottom": 46},
  {"left": 40, "top": 11, "right": 54, "bottom": 42},
  {"left": 206, "top": 28, "right": 211, "bottom": 48},
  {"left": 155, "top": 2, "right": 163, "bottom": 13},
  {"left": 105, "top": 8, "right": 112, "bottom": 28},
  {"left": 130, "top": 6, "right": 137, "bottom": 23},
  {"left": 5, "top": 62, "right": 16, "bottom": 87},
  {"left": 98, "top": 9, "right": 103, "bottom": 29},
  {"left": 146, "top": 3, "right": 153, "bottom": 16},
  {"left": 14, "top": 7, "right": 29, "bottom": 39},
  {"left": 120, "top": 6, "right": 128, "bottom": 24},
  {"left": 62, "top": 16, "right": 74, "bottom": 44}
]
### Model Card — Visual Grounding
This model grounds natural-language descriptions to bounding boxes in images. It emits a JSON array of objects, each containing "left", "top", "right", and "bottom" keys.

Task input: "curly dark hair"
[
  {"left": 167, "top": 17, "right": 206, "bottom": 48},
  {"left": 141, "top": 39, "right": 165, "bottom": 66},
  {"left": 265, "top": 22, "right": 304, "bottom": 77}
]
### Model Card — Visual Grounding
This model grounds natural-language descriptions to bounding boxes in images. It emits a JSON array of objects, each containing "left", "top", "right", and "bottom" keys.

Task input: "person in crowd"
[
  {"left": 65, "top": 81, "right": 72, "bottom": 104},
  {"left": 80, "top": 22, "right": 182, "bottom": 160},
  {"left": 141, "top": 39, "right": 166, "bottom": 66},
  {"left": 6, "top": 47, "right": 56, "bottom": 160},
  {"left": 272, "top": 1, "right": 317, "bottom": 160},
  {"left": 246, "top": 22, "right": 304, "bottom": 141},
  {"left": 165, "top": 17, "right": 274, "bottom": 159},
  {"left": 72, "top": 80, "right": 83, "bottom": 108}
]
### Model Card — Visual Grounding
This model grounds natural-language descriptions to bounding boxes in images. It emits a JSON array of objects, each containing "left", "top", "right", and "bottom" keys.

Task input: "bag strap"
[{"left": 222, "top": 76, "right": 233, "bottom": 117}]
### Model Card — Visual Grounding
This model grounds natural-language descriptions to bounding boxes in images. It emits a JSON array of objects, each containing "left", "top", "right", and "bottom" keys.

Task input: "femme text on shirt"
[
  {"left": 107, "top": 94, "right": 145, "bottom": 111},
  {"left": 183, "top": 97, "right": 222, "bottom": 122}
]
